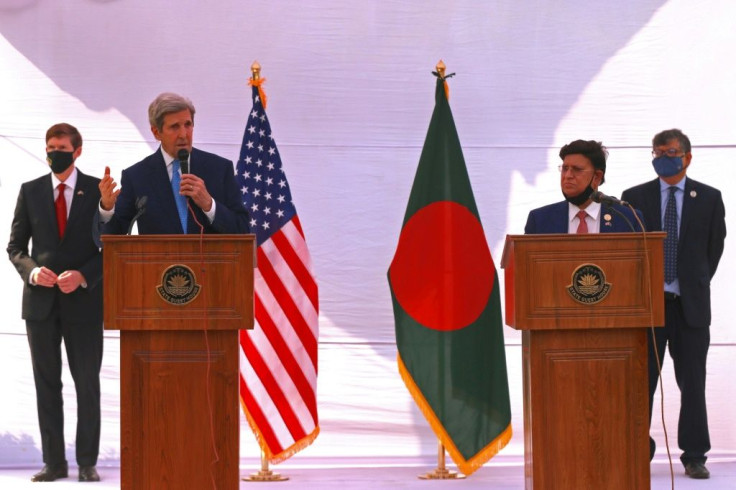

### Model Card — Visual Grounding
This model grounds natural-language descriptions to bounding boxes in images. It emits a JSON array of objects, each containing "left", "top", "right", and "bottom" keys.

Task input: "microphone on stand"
[
  {"left": 590, "top": 190, "right": 628, "bottom": 207},
  {"left": 591, "top": 191, "right": 637, "bottom": 231},
  {"left": 126, "top": 196, "right": 148, "bottom": 235}
]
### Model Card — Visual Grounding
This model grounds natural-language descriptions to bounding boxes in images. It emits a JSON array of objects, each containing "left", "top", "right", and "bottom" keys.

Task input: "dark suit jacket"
[
  {"left": 102, "top": 147, "right": 249, "bottom": 235},
  {"left": 524, "top": 200, "right": 645, "bottom": 234},
  {"left": 7, "top": 170, "right": 103, "bottom": 323},
  {"left": 622, "top": 178, "right": 726, "bottom": 328}
]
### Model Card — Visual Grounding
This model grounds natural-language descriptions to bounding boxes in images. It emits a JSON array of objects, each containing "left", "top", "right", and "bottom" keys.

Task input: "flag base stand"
[
  {"left": 243, "top": 452, "right": 289, "bottom": 482},
  {"left": 418, "top": 441, "right": 466, "bottom": 480},
  {"left": 418, "top": 468, "right": 466, "bottom": 480}
]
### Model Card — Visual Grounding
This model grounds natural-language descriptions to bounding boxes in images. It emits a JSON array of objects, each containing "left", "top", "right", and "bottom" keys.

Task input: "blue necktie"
[
  {"left": 664, "top": 186, "right": 678, "bottom": 283},
  {"left": 171, "top": 159, "right": 188, "bottom": 233}
]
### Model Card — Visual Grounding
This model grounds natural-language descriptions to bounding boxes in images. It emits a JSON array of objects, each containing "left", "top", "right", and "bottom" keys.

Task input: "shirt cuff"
[
  {"left": 99, "top": 202, "right": 115, "bottom": 223},
  {"left": 204, "top": 200, "right": 216, "bottom": 223},
  {"left": 29, "top": 267, "right": 40, "bottom": 285}
]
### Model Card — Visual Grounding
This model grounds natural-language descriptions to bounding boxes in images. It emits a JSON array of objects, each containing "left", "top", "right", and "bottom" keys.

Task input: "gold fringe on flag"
[
  {"left": 397, "top": 354, "right": 512, "bottom": 476},
  {"left": 240, "top": 398, "right": 320, "bottom": 464}
]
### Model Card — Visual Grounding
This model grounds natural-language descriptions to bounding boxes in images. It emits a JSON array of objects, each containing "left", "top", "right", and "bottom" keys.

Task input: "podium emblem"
[
  {"left": 567, "top": 263, "right": 611, "bottom": 304},
  {"left": 157, "top": 264, "right": 201, "bottom": 305}
]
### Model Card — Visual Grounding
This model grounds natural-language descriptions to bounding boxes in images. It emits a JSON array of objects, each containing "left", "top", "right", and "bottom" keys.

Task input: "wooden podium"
[
  {"left": 102, "top": 235, "right": 255, "bottom": 490},
  {"left": 501, "top": 233, "right": 664, "bottom": 490}
]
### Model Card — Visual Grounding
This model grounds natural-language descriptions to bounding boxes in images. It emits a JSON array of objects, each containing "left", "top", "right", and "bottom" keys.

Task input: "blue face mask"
[{"left": 652, "top": 156, "right": 683, "bottom": 177}]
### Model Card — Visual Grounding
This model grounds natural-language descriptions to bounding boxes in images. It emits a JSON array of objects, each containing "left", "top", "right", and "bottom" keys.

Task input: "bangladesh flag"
[{"left": 387, "top": 73, "right": 512, "bottom": 475}]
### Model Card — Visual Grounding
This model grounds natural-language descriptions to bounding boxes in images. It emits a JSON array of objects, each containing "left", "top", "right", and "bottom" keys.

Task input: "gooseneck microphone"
[
  {"left": 590, "top": 191, "right": 638, "bottom": 232},
  {"left": 177, "top": 148, "right": 190, "bottom": 174},
  {"left": 590, "top": 190, "right": 628, "bottom": 207},
  {"left": 126, "top": 195, "right": 148, "bottom": 235}
]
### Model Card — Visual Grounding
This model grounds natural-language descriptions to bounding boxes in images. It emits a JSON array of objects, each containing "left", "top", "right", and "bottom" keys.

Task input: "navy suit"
[
  {"left": 622, "top": 177, "right": 726, "bottom": 465},
  {"left": 102, "top": 147, "right": 249, "bottom": 235},
  {"left": 524, "top": 200, "right": 644, "bottom": 234},
  {"left": 7, "top": 169, "right": 103, "bottom": 468}
]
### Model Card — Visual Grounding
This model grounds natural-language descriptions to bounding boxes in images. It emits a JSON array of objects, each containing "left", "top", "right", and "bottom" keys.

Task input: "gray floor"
[{"left": 1, "top": 456, "right": 734, "bottom": 489}]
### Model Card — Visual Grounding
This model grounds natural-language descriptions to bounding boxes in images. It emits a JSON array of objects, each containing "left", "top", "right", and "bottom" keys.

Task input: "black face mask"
[
  {"left": 562, "top": 174, "right": 595, "bottom": 207},
  {"left": 46, "top": 150, "right": 75, "bottom": 174}
]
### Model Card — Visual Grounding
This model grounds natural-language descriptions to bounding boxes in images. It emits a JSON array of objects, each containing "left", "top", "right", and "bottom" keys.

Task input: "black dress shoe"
[
  {"left": 685, "top": 461, "right": 710, "bottom": 479},
  {"left": 31, "top": 463, "right": 68, "bottom": 482},
  {"left": 78, "top": 465, "right": 100, "bottom": 482}
]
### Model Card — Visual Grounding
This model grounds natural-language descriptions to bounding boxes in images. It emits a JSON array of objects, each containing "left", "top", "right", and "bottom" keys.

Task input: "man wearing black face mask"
[
  {"left": 622, "top": 129, "right": 726, "bottom": 479},
  {"left": 7, "top": 123, "right": 103, "bottom": 482},
  {"left": 524, "top": 139, "right": 643, "bottom": 234}
]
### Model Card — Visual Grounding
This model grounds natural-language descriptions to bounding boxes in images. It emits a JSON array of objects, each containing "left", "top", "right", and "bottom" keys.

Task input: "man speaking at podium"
[
  {"left": 98, "top": 92, "right": 249, "bottom": 235},
  {"left": 525, "top": 139, "right": 642, "bottom": 234}
]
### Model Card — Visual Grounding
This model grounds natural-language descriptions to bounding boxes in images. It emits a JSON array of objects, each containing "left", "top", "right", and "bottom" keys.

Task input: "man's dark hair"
[
  {"left": 559, "top": 139, "right": 608, "bottom": 184},
  {"left": 653, "top": 128, "right": 691, "bottom": 153},
  {"left": 45, "top": 123, "right": 82, "bottom": 149}
]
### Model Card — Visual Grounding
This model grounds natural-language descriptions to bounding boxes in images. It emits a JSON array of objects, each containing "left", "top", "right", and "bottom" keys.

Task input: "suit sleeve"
[
  {"left": 707, "top": 191, "right": 726, "bottom": 278},
  {"left": 524, "top": 211, "right": 537, "bottom": 234},
  {"left": 77, "top": 182, "right": 104, "bottom": 290},
  {"left": 621, "top": 189, "right": 650, "bottom": 231},
  {"left": 633, "top": 208, "right": 647, "bottom": 232},
  {"left": 101, "top": 167, "right": 137, "bottom": 235},
  {"left": 209, "top": 162, "right": 250, "bottom": 234},
  {"left": 6, "top": 185, "right": 36, "bottom": 281}
]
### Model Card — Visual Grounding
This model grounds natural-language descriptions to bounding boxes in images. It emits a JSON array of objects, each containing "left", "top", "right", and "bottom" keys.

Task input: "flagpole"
[
  {"left": 418, "top": 440, "right": 466, "bottom": 480},
  {"left": 416, "top": 61, "right": 465, "bottom": 481},
  {"left": 243, "top": 450, "right": 289, "bottom": 482},
  {"left": 241, "top": 61, "right": 288, "bottom": 483}
]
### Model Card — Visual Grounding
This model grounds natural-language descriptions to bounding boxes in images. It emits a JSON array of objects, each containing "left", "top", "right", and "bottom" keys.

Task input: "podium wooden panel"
[
  {"left": 501, "top": 233, "right": 664, "bottom": 490},
  {"left": 103, "top": 235, "right": 254, "bottom": 490}
]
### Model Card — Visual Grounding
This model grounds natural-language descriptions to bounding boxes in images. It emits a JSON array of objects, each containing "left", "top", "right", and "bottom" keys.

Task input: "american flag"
[{"left": 237, "top": 83, "right": 319, "bottom": 462}]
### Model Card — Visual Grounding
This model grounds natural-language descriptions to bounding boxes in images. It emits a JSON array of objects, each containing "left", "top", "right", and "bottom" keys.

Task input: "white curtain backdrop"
[{"left": 1, "top": 0, "right": 734, "bottom": 467}]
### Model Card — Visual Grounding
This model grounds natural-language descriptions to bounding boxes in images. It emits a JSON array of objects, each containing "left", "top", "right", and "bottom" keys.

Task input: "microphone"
[
  {"left": 175, "top": 148, "right": 203, "bottom": 234},
  {"left": 591, "top": 191, "right": 640, "bottom": 232},
  {"left": 177, "top": 149, "right": 190, "bottom": 174},
  {"left": 590, "top": 190, "right": 628, "bottom": 207},
  {"left": 126, "top": 195, "right": 148, "bottom": 235}
]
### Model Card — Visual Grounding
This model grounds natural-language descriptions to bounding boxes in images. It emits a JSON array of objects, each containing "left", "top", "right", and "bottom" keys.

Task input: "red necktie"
[
  {"left": 576, "top": 210, "right": 588, "bottom": 234},
  {"left": 55, "top": 183, "right": 67, "bottom": 238}
]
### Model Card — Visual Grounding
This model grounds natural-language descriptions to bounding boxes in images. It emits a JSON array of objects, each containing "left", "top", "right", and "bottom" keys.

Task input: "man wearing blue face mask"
[
  {"left": 622, "top": 128, "right": 726, "bottom": 479},
  {"left": 7, "top": 123, "right": 103, "bottom": 482}
]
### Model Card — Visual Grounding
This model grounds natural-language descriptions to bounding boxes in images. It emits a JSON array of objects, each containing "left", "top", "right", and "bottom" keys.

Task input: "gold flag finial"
[
  {"left": 251, "top": 61, "right": 262, "bottom": 81},
  {"left": 248, "top": 61, "right": 268, "bottom": 109},
  {"left": 436, "top": 60, "right": 446, "bottom": 79}
]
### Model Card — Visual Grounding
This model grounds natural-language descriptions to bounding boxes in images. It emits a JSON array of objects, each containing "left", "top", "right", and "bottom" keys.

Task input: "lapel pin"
[
  {"left": 77, "top": 190, "right": 84, "bottom": 196},
  {"left": 603, "top": 213, "right": 612, "bottom": 226},
  {"left": 690, "top": 190, "right": 697, "bottom": 198}
]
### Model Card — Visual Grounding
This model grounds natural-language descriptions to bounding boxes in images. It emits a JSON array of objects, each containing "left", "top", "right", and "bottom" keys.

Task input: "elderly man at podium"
[
  {"left": 97, "top": 92, "right": 249, "bottom": 235},
  {"left": 524, "top": 139, "right": 643, "bottom": 234}
]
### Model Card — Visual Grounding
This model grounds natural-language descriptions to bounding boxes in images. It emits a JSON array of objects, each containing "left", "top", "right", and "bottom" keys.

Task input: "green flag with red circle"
[{"left": 388, "top": 74, "right": 511, "bottom": 475}]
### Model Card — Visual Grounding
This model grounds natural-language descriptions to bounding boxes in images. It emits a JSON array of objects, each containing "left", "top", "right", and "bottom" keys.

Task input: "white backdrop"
[{"left": 1, "top": 0, "right": 734, "bottom": 467}]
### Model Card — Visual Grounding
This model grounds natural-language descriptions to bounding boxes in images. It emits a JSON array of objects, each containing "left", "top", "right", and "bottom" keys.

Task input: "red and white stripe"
[{"left": 239, "top": 216, "right": 319, "bottom": 462}]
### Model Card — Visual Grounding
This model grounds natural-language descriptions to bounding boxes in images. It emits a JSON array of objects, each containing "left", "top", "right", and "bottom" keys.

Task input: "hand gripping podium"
[
  {"left": 102, "top": 235, "right": 254, "bottom": 490},
  {"left": 501, "top": 232, "right": 664, "bottom": 490}
]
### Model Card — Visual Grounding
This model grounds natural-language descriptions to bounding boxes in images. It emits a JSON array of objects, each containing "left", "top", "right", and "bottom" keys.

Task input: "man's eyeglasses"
[
  {"left": 652, "top": 148, "right": 685, "bottom": 158},
  {"left": 558, "top": 165, "right": 592, "bottom": 176}
]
